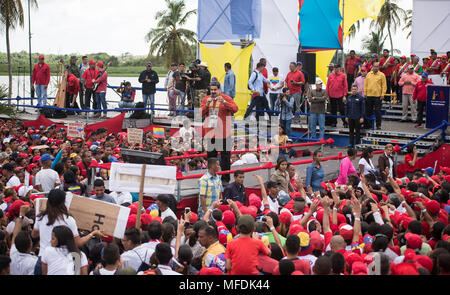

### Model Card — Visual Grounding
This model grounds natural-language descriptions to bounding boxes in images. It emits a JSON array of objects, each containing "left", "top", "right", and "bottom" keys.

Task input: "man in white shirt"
[
  {"left": 2, "top": 163, "right": 21, "bottom": 187},
  {"left": 121, "top": 227, "right": 153, "bottom": 271},
  {"left": 156, "top": 194, "right": 177, "bottom": 221},
  {"left": 260, "top": 181, "right": 281, "bottom": 214},
  {"left": 35, "top": 154, "right": 60, "bottom": 192},
  {"left": 10, "top": 206, "right": 38, "bottom": 275},
  {"left": 154, "top": 243, "right": 181, "bottom": 275},
  {"left": 241, "top": 152, "right": 259, "bottom": 164},
  {"left": 109, "top": 191, "right": 133, "bottom": 206},
  {"left": 268, "top": 67, "right": 284, "bottom": 111}
]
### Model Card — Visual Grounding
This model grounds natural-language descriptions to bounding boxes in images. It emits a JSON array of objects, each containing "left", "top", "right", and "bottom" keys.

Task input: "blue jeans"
[
  {"left": 309, "top": 113, "right": 325, "bottom": 139},
  {"left": 143, "top": 93, "right": 155, "bottom": 114},
  {"left": 269, "top": 93, "right": 279, "bottom": 115},
  {"left": 35, "top": 84, "right": 47, "bottom": 107},
  {"left": 280, "top": 119, "right": 292, "bottom": 137},
  {"left": 174, "top": 90, "right": 186, "bottom": 115},
  {"left": 95, "top": 92, "right": 107, "bottom": 114}
]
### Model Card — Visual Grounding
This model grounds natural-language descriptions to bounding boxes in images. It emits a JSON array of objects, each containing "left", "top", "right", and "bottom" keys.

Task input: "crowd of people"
[{"left": 0, "top": 112, "right": 449, "bottom": 276}]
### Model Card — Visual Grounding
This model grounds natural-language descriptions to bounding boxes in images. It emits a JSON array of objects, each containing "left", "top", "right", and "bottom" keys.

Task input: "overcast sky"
[{"left": 1, "top": 0, "right": 412, "bottom": 56}]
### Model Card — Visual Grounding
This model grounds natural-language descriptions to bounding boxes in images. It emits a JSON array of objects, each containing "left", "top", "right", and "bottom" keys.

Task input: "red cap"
[
  {"left": 279, "top": 211, "right": 293, "bottom": 225},
  {"left": 32, "top": 156, "right": 41, "bottom": 163},
  {"left": 352, "top": 261, "right": 368, "bottom": 275},
  {"left": 188, "top": 212, "right": 198, "bottom": 224},
  {"left": 344, "top": 252, "right": 363, "bottom": 270},
  {"left": 222, "top": 210, "right": 236, "bottom": 225},
  {"left": 414, "top": 255, "right": 433, "bottom": 273},
  {"left": 97, "top": 61, "right": 104, "bottom": 68},
  {"left": 309, "top": 231, "right": 324, "bottom": 251},
  {"left": 339, "top": 223, "right": 354, "bottom": 241},
  {"left": 391, "top": 262, "right": 419, "bottom": 275},
  {"left": 217, "top": 204, "right": 230, "bottom": 212},
  {"left": 198, "top": 267, "right": 223, "bottom": 275},
  {"left": 38, "top": 55, "right": 45, "bottom": 60},
  {"left": 140, "top": 213, "right": 152, "bottom": 226},
  {"left": 89, "top": 60, "right": 96, "bottom": 65},
  {"left": 440, "top": 166, "right": 450, "bottom": 174},
  {"left": 415, "top": 177, "right": 430, "bottom": 186},
  {"left": 405, "top": 233, "right": 423, "bottom": 250},
  {"left": 425, "top": 200, "right": 440, "bottom": 214},
  {"left": 248, "top": 194, "right": 262, "bottom": 209},
  {"left": 126, "top": 214, "right": 137, "bottom": 228},
  {"left": 401, "top": 55, "right": 407, "bottom": 59}
]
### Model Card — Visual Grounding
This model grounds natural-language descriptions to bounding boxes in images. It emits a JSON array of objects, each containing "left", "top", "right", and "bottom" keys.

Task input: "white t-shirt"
[
  {"left": 90, "top": 268, "right": 118, "bottom": 275},
  {"left": 179, "top": 127, "right": 195, "bottom": 139},
  {"left": 157, "top": 264, "right": 181, "bottom": 275},
  {"left": 261, "top": 195, "right": 280, "bottom": 214},
  {"left": 6, "top": 175, "right": 21, "bottom": 187},
  {"left": 121, "top": 244, "right": 153, "bottom": 271},
  {"left": 161, "top": 207, "right": 177, "bottom": 221},
  {"left": 358, "top": 158, "right": 376, "bottom": 176},
  {"left": 231, "top": 159, "right": 245, "bottom": 167},
  {"left": 268, "top": 74, "right": 284, "bottom": 94},
  {"left": 34, "top": 214, "right": 79, "bottom": 257},
  {"left": 10, "top": 244, "right": 39, "bottom": 275},
  {"left": 299, "top": 254, "right": 318, "bottom": 274},
  {"left": 241, "top": 153, "right": 259, "bottom": 164},
  {"left": 109, "top": 191, "right": 132, "bottom": 205},
  {"left": 41, "top": 246, "right": 88, "bottom": 275},
  {"left": 36, "top": 168, "right": 60, "bottom": 192}
]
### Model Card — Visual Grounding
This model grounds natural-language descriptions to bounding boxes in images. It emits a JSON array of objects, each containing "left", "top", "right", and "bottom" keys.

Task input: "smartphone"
[{"left": 185, "top": 207, "right": 191, "bottom": 215}]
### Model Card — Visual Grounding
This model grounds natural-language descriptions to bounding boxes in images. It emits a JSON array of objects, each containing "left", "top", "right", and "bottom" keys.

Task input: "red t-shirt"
[
  {"left": 273, "top": 258, "right": 311, "bottom": 275},
  {"left": 345, "top": 56, "right": 359, "bottom": 75},
  {"left": 225, "top": 236, "right": 269, "bottom": 275},
  {"left": 427, "top": 58, "right": 442, "bottom": 75},
  {"left": 261, "top": 67, "right": 268, "bottom": 94},
  {"left": 285, "top": 70, "right": 305, "bottom": 94},
  {"left": 379, "top": 56, "right": 396, "bottom": 77},
  {"left": 404, "top": 153, "right": 418, "bottom": 172}
]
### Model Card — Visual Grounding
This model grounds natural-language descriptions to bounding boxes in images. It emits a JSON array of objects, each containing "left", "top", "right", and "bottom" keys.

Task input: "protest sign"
[
  {"left": 109, "top": 162, "right": 177, "bottom": 194},
  {"left": 127, "top": 128, "right": 143, "bottom": 145},
  {"left": 36, "top": 194, "right": 130, "bottom": 239},
  {"left": 67, "top": 122, "right": 85, "bottom": 138}
]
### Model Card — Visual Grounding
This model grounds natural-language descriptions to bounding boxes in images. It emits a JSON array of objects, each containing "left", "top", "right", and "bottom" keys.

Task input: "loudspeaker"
[
  {"left": 297, "top": 52, "right": 316, "bottom": 84},
  {"left": 120, "top": 148, "right": 166, "bottom": 166}
]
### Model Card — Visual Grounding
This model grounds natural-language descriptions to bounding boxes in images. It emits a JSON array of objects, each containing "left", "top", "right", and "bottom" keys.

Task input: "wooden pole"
[{"left": 135, "top": 164, "right": 147, "bottom": 229}]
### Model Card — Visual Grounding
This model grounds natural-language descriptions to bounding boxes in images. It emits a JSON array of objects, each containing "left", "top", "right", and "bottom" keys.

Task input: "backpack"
[
  {"left": 134, "top": 249, "right": 152, "bottom": 272},
  {"left": 247, "top": 71, "right": 258, "bottom": 90},
  {"left": 141, "top": 267, "right": 163, "bottom": 275}
]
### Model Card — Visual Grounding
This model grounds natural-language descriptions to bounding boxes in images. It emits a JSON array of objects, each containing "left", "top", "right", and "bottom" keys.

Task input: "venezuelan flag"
[{"left": 153, "top": 127, "right": 165, "bottom": 138}]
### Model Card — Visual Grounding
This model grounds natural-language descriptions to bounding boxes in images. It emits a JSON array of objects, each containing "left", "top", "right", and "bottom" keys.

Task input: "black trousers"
[
  {"left": 244, "top": 95, "right": 270, "bottom": 121},
  {"left": 384, "top": 76, "right": 392, "bottom": 101},
  {"left": 347, "top": 74, "right": 355, "bottom": 91},
  {"left": 365, "top": 96, "right": 382, "bottom": 128},
  {"left": 329, "top": 96, "right": 345, "bottom": 126},
  {"left": 206, "top": 137, "right": 231, "bottom": 183},
  {"left": 85, "top": 88, "right": 95, "bottom": 110},
  {"left": 395, "top": 84, "right": 402, "bottom": 104},
  {"left": 79, "top": 82, "right": 85, "bottom": 109},
  {"left": 417, "top": 101, "right": 426, "bottom": 124},
  {"left": 348, "top": 118, "right": 361, "bottom": 146}
]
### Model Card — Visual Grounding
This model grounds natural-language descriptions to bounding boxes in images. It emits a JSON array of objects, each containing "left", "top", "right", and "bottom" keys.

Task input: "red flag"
[
  {"left": 22, "top": 115, "right": 65, "bottom": 129},
  {"left": 84, "top": 113, "right": 125, "bottom": 135}
]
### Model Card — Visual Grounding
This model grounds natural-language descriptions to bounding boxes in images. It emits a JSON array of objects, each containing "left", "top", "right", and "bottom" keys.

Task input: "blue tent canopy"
[{"left": 197, "top": 0, "right": 261, "bottom": 41}]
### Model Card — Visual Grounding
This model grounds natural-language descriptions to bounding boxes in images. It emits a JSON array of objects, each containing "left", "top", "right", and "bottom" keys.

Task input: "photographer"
[
  {"left": 117, "top": 81, "right": 136, "bottom": 109},
  {"left": 185, "top": 61, "right": 210, "bottom": 108},
  {"left": 183, "top": 62, "right": 199, "bottom": 111},
  {"left": 172, "top": 63, "right": 188, "bottom": 115},
  {"left": 275, "top": 87, "right": 294, "bottom": 137}
]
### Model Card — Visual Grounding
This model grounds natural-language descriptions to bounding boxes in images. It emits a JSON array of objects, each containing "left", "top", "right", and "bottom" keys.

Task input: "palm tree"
[
  {"left": 403, "top": 9, "right": 412, "bottom": 39},
  {"left": 0, "top": 0, "right": 37, "bottom": 99},
  {"left": 370, "top": 0, "right": 406, "bottom": 54},
  {"left": 362, "top": 31, "right": 387, "bottom": 56},
  {"left": 145, "top": 0, "right": 197, "bottom": 68}
]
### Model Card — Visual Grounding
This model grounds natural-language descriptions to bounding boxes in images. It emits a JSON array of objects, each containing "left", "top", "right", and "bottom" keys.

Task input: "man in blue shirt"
[
  {"left": 198, "top": 158, "right": 223, "bottom": 218},
  {"left": 275, "top": 88, "right": 294, "bottom": 137},
  {"left": 345, "top": 84, "right": 365, "bottom": 147},
  {"left": 223, "top": 63, "right": 236, "bottom": 99},
  {"left": 244, "top": 62, "right": 270, "bottom": 121}
]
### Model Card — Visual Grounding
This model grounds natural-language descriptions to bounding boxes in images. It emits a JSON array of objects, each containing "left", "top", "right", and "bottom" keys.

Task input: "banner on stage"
[
  {"left": 426, "top": 85, "right": 449, "bottom": 129},
  {"left": 67, "top": 122, "right": 85, "bottom": 138},
  {"left": 36, "top": 194, "right": 130, "bottom": 239},
  {"left": 109, "top": 162, "right": 177, "bottom": 195},
  {"left": 429, "top": 74, "right": 446, "bottom": 86},
  {"left": 127, "top": 128, "right": 143, "bottom": 145}
]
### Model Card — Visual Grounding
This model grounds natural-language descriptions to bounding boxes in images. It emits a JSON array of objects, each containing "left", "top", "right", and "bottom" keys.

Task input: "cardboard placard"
[
  {"left": 109, "top": 162, "right": 177, "bottom": 194},
  {"left": 127, "top": 128, "right": 143, "bottom": 145},
  {"left": 35, "top": 194, "right": 130, "bottom": 239},
  {"left": 67, "top": 122, "right": 85, "bottom": 138},
  {"left": 153, "top": 127, "right": 165, "bottom": 138}
]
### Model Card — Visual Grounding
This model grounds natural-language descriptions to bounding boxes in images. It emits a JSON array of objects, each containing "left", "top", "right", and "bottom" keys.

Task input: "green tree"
[
  {"left": 362, "top": 31, "right": 387, "bottom": 56},
  {"left": 403, "top": 9, "right": 412, "bottom": 39},
  {"left": 0, "top": 0, "right": 38, "bottom": 99},
  {"left": 145, "top": 0, "right": 197, "bottom": 68},
  {"left": 370, "top": 0, "right": 406, "bottom": 54}
]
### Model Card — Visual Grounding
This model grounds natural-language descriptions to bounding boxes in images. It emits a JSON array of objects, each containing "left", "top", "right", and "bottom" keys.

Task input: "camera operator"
[
  {"left": 183, "top": 62, "right": 199, "bottom": 111},
  {"left": 275, "top": 87, "right": 294, "bottom": 137},
  {"left": 117, "top": 81, "right": 136, "bottom": 109},
  {"left": 185, "top": 60, "right": 210, "bottom": 108}
]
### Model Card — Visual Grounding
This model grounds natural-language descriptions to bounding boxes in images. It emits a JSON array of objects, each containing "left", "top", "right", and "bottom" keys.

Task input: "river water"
[{"left": 0, "top": 75, "right": 171, "bottom": 114}]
